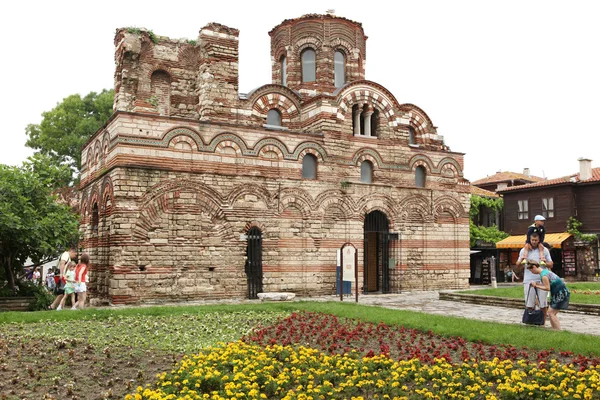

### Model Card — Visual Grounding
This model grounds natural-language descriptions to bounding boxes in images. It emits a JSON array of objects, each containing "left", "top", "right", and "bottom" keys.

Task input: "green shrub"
[{"left": 30, "top": 287, "right": 54, "bottom": 311}]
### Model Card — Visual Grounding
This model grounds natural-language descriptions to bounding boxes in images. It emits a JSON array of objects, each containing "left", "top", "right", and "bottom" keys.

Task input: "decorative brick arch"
[
  {"left": 251, "top": 92, "right": 300, "bottom": 124},
  {"left": 330, "top": 39, "right": 353, "bottom": 57},
  {"left": 357, "top": 194, "right": 396, "bottom": 224},
  {"left": 254, "top": 137, "right": 289, "bottom": 160},
  {"left": 351, "top": 148, "right": 383, "bottom": 168},
  {"left": 294, "top": 36, "right": 323, "bottom": 55},
  {"left": 215, "top": 140, "right": 243, "bottom": 156},
  {"left": 206, "top": 133, "right": 250, "bottom": 154},
  {"left": 248, "top": 85, "right": 301, "bottom": 111},
  {"left": 243, "top": 221, "right": 266, "bottom": 234},
  {"left": 163, "top": 127, "right": 203, "bottom": 150},
  {"left": 336, "top": 81, "right": 402, "bottom": 125},
  {"left": 273, "top": 47, "right": 289, "bottom": 63},
  {"left": 257, "top": 144, "right": 285, "bottom": 160},
  {"left": 94, "top": 141, "right": 102, "bottom": 165},
  {"left": 292, "top": 142, "right": 328, "bottom": 161},
  {"left": 102, "top": 131, "right": 110, "bottom": 154},
  {"left": 315, "top": 190, "right": 356, "bottom": 216},
  {"left": 100, "top": 176, "right": 115, "bottom": 215},
  {"left": 397, "top": 194, "right": 432, "bottom": 224},
  {"left": 408, "top": 155, "right": 435, "bottom": 174},
  {"left": 133, "top": 179, "right": 229, "bottom": 241},
  {"left": 399, "top": 103, "right": 436, "bottom": 135},
  {"left": 278, "top": 187, "right": 315, "bottom": 219},
  {"left": 437, "top": 158, "right": 463, "bottom": 177},
  {"left": 88, "top": 186, "right": 100, "bottom": 214},
  {"left": 434, "top": 196, "right": 468, "bottom": 220}
]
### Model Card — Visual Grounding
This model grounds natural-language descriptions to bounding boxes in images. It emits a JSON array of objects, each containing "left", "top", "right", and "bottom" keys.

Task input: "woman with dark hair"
[
  {"left": 74, "top": 253, "right": 90, "bottom": 309},
  {"left": 528, "top": 260, "right": 570, "bottom": 330}
]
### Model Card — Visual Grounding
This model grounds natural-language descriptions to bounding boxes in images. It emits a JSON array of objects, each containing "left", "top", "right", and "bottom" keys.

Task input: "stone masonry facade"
[{"left": 79, "top": 14, "right": 471, "bottom": 305}]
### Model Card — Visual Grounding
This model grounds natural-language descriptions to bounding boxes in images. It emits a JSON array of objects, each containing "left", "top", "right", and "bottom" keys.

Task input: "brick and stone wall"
[{"left": 80, "top": 14, "right": 471, "bottom": 305}]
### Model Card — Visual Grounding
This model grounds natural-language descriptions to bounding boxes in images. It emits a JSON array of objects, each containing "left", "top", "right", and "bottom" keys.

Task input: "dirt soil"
[{"left": 0, "top": 335, "right": 179, "bottom": 400}]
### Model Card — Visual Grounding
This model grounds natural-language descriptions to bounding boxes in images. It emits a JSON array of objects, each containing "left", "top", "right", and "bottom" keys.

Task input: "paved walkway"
[{"left": 303, "top": 290, "right": 600, "bottom": 336}]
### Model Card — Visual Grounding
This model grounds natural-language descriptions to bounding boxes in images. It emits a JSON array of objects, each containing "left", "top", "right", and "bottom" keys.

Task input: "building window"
[
  {"left": 518, "top": 200, "right": 529, "bottom": 220},
  {"left": 415, "top": 166, "right": 426, "bottom": 188},
  {"left": 360, "top": 161, "right": 373, "bottom": 183},
  {"left": 266, "top": 109, "right": 281, "bottom": 126},
  {"left": 409, "top": 127, "right": 417, "bottom": 145},
  {"left": 301, "top": 48, "right": 316, "bottom": 82},
  {"left": 370, "top": 109, "right": 379, "bottom": 137},
  {"left": 542, "top": 197, "right": 554, "bottom": 218},
  {"left": 281, "top": 56, "right": 287, "bottom": 86},
  {"left": 302, "top": 154, "right": 317, "bottom": 179},
  {"left": 352, "top": 104, "right": 379, "bottom": 137},
  {"left": 334, "top": 50, "right": 345, "bottom": 88},
  {"left": 91, "top": 203, "right": 99, "bottom": 234}
]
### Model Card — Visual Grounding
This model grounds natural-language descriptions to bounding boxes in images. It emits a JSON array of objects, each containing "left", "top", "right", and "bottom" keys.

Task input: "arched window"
[
  {"left": 360, "top": 161, "right": 373, "bottom": 184},
  {"left": 267, "top": 109, "right": 281, "bottom": 126},
  {"left": 334, "top": 50, "right": 345, "bottom": 88},
  {"left": 301, "top": 48, "right": 316, "bottom": 82},
  {"left": 302, "top": 154, "right": 317, "bottom": 179},
  {"left": 280, "top": 56, "right": 287, "bottom": 86},
  {"left": 370, "top": 109, "right": 379, "bottom": 137},
  {"left": 91, "top": 203, "right": 99, "bottom": 234},
  {"left": 415, "top": 166, "right": 426, "bottom": 188},
  {"left": 409, "top": 127, "right": 417, "bottom": 145}
]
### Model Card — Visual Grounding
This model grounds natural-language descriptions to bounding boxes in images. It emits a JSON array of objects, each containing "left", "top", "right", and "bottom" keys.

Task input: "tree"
[
  {"left": 0, "top": 162, "right": 79, "bottom": 294},
  {"left": 469, "top": 195, "right": 508, "bottom": 247},
  {"left": 25, "top": 89, "right": 114, "bottom": 182}
]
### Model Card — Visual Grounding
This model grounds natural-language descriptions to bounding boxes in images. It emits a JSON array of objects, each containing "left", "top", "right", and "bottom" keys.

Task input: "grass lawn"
[
  {"left": 1, "top": 302, "right": 600, "bottom": 399},
  {"left": 460, "top": 282, "right": 600, "bottom": 304}
]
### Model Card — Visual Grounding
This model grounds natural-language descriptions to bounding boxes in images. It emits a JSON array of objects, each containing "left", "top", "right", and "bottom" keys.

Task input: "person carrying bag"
[{"left": 522, "top": 285, "right": 545, "bottom": 325}]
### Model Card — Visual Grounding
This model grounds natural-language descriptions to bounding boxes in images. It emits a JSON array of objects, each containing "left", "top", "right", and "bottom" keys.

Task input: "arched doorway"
[
  {"left": 364, "top": 210, "right": 396, "bottom": 293},
  {"left": 245, "top": 227, "right": 263, "bottom": 299}
]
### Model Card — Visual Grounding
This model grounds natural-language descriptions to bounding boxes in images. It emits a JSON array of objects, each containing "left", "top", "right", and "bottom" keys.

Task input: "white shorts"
[
  {"left": 524, "top": 282, "right": 548, "bottom": 308},
  {"left": 75, "top": 282, "right": 87, "bottom": 293}
]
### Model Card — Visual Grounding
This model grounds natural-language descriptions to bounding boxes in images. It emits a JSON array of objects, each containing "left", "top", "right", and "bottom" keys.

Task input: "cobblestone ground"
[{"left": 306, "top": 290, "right": 600, "bottom": 336}]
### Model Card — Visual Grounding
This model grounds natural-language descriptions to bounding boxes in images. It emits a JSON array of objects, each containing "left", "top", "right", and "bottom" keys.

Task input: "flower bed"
[
  {"left": 130, "top": 341, "right": 600, "bottom": 400},
  {"left": 131, "top": 312, "right": 600, "bottom": 399}
]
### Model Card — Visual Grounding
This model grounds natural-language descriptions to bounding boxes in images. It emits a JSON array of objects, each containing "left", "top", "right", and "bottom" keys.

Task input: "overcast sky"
[{"left": 1, "top": 0, "right": 598, "bottom": 181}]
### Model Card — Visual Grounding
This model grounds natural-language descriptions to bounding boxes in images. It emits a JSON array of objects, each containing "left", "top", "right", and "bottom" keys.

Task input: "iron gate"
[
  {"left": 245, "top": 227, "right": 263, "bottom": 299},
  {"left": 364, "top": 211, "right": 401, "bottom": 294}
]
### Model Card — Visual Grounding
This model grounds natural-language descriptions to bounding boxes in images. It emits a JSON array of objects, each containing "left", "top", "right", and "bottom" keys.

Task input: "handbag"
[{"left": 522, "top": 286, "right": 545, "bottom": 325}]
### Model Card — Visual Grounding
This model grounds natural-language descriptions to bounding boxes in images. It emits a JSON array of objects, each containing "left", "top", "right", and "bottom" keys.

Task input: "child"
[
  {"left": 528, "top": 260, "right": 570, "bottom": 330},
  {"left": 521, "top": 215, "right": 547, "bottom": 265},
  {"left": 57, "top": 262, "right": 77, "bottom": 311},
  {"left": 74, "top": 253, "right": 90, "bottom": 310}
]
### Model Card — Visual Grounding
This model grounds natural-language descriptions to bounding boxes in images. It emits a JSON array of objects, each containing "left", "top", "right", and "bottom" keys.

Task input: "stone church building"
[{"left": 79, "top": 14, "right": 470, "bottom": 304}]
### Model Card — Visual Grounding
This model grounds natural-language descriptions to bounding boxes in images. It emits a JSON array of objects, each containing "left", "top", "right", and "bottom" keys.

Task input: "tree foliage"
[
  {"left": 25, "top": 89, "right": 114, "bottom": 182},
  {"left": 469, "top": 195, "right": 508, "bottom": 247},
  {"left": 0, "top": 162, "right": 79, "bottom": 294},
  {"left": 469, "top": 195, "right": 503, "bottom": 220},
  {"left": 567, "top": 217, "right": 597, "bottom": 244},
  {"left": 469, "top": 220, "right": 509, "bottom": 248}
]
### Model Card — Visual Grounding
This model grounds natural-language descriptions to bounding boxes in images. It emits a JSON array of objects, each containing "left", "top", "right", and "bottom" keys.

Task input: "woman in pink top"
[{"left": 74, "top": 253, "right": 90, "bottom": 309}]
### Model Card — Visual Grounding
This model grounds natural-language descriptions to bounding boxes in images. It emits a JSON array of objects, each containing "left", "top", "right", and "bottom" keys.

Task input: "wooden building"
[{"left": 496, "top": 158, "right": 600, "bottom": 280}]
